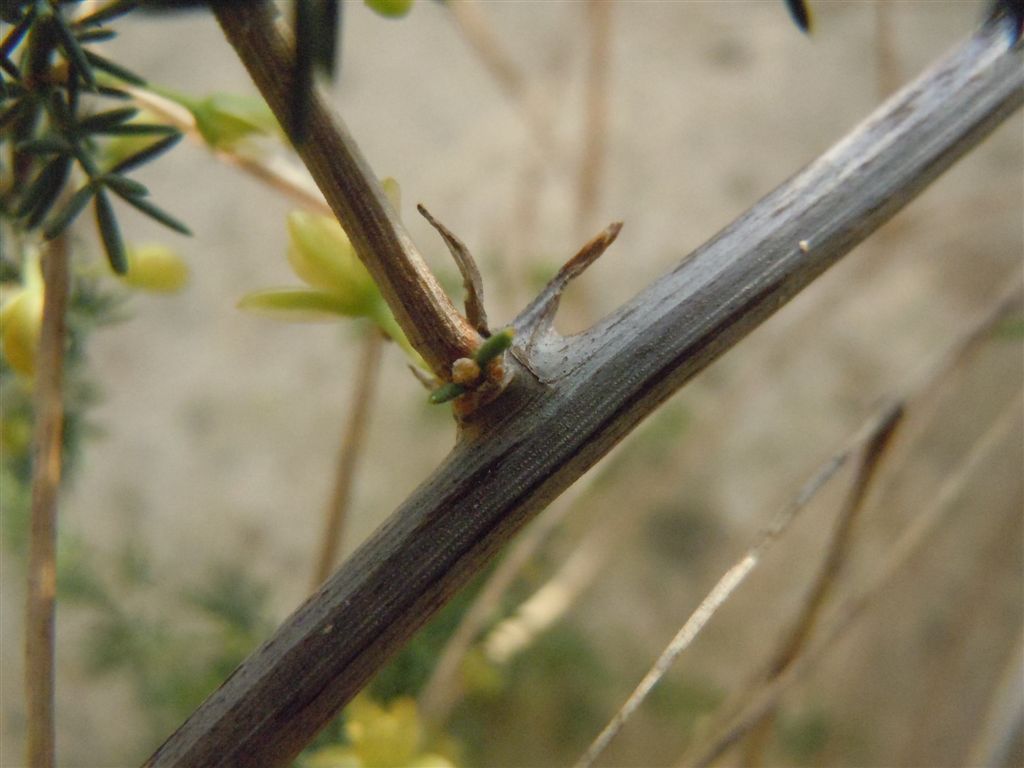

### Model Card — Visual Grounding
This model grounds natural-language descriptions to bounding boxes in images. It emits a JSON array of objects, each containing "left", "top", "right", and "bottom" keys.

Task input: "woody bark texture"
[
  {"left": 145, "top": 17, "right": 1023, "bottom": 768},
  {"left": 213, "top": 2, "right": 479, "bottom": 378}
]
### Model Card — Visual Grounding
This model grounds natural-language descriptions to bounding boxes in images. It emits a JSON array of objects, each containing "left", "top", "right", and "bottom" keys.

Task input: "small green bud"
[
  {"left": 429, "top": 382, "right": 468, "bottom": 404},
  {"left": 0, "top": 252, "right": 44, "bottom": 377},
  {"left": 474, "top": 328, "right": 514, "bottom": 367},
  {"left": 119, "top": 244, "right": 189, "bottom": 293},
  {"left": 365, "top": 0, "right": 414, "bottom": 18}
]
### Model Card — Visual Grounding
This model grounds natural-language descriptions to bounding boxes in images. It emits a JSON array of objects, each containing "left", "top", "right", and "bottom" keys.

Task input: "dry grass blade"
[
  {"left": 965, "top": 629, "right": 1024, "bottom": 768},
  {"left": 684, "top": 397, "right": 1022, "bottom": 768},
  {"left": 576, "top": 286, "right": 1020, "bottom": 768},
  {"left": 125, "top": 86, "right": 331, "bottom": 216},
  {"left": 24, "top": 235, "right": 71, "bottom": 768},
  {"left": 741, "top": 404, "right": 903, "bottom": 765}
]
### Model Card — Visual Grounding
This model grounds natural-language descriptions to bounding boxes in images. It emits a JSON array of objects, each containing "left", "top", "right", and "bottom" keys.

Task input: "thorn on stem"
[
  {"left": 417, "top": 203, "right": 489, "bottom": 335},
  {"left": 514, "top": 220, "right": 623, "bottom": 341}
]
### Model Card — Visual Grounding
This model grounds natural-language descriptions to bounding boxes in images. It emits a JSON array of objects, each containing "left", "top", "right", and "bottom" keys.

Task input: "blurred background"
[{"left": 1, "top": 1, "right": 1021, "bottom": 766}]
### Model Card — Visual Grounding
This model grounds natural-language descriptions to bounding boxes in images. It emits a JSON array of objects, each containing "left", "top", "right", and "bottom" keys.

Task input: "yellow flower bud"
[
  {"left": 119, "top": 244, "right": 189, "bottom": 293},
  {"left": 0, "top": 252, "right": 44, "bottom": 377},
  {"left": 286, "top": 211, "right": 378, "bottom": 315}
]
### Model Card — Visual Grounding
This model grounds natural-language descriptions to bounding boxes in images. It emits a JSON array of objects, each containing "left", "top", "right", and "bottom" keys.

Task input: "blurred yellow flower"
[
  {"left": 0, "top": 250, "right": 44, "bottom": 377},
  {"left": 119, "top": 243, "right": 190, "bottom": 293}
]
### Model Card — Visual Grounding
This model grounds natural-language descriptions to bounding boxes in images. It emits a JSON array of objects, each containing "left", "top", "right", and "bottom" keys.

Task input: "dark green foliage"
[
  {"left": 1, "top": 1, "right": 187, "bottom": 273},
  {"left": 783, "top": 0, "right": 811, "bottom": 33}
]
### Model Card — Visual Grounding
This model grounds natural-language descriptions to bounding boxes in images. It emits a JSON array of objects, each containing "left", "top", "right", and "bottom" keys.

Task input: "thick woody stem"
[{"left": 213, "top": 2, "right": 479, "bottom": 378}]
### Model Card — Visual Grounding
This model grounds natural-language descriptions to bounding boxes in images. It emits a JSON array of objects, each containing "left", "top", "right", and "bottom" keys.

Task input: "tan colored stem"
[
  {"left": 741, "top": 405, "right": 903, "bottom": 765},
  {"left": 24, "top": 235, "right": 70, "bottom": 768},
  {"left": 125, "top": 87, "right": 332, "bottom": 216},
  {"left": 310, "top": 330, "right": 383, "bottom": 590},
  {"left": 687, "top": 398, "right": 1022, "bottom": 768},
  {"left": 213, "top": 3, "right": 479, "bottom": 378}
]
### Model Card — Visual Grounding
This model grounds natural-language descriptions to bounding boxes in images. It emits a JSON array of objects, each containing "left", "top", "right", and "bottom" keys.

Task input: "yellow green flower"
[
  {"left": 239, "top": 199, "right": 423, "bottom": 367},
  {"left": 0, "top": 249, "right": 44, "bottom": 377},
  {"left": 303, "top": 696, "right": 456, "bottom": 768},
  {"left": 118, "top": 243, "right": 190, "bottom": 293}
]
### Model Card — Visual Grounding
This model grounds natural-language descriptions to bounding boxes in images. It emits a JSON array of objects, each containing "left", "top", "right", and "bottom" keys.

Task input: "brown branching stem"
[
  {"left": 310, "top": 329, "right": 384, "bottom": 591},
  {"left": 213, "top": 2, "right": 480, "bottom": 378},
  {"left": 146, "top": 21, "right": 1022, "bottom": 767},
  {"left": 24, "top": 235, "right": 70, "bottom": 768}
]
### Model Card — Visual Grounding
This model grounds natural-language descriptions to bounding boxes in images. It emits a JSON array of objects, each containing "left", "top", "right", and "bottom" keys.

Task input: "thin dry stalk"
[
  {"left": 577, "top": 287, "right": 1021, "bottom": 768},
  {"left": 214, "top": 3, "right": 480, "bottom": 378},
  {"left": 576, "top": 0, "right": 613, "bottom": 237},
  {"left": 741, "top": 405, "right": 903, "bottom": 765},
  {"left": 483, "top": 519, "right": 615, "bottom": 665},
  {"left": 575, "top": 553, "right": 761, "bottom": 768},
  {"left": 446, "top": 0, "right": 561, "bottom": 167},
  {"left": 965, "top": 628, "right": 1024, "bottom": 768},
  {"left": 310, "top": 330, "right": 384, "bottom": 590},
  {"left": 24, "top": 236, "right": 71, "bottom": 768},
  {"left": 684, "top": 397, "right": 1022, "bottom": 768},
  {"left": 418, "top": 468, "right": 598, "bottom": 725},
  {"left": 125, "top": 87, "right": 331, "bottom": 216}
]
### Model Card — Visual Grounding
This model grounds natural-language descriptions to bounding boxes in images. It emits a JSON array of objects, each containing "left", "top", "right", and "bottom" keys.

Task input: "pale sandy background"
[{"left": 2, "top": 1, "right": 1021, "bottom": 765}]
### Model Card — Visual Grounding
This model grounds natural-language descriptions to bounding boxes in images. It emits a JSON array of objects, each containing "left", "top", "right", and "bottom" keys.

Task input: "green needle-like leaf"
[
  {"left": 50, "top": 9, "right": 97, "bottom": 88},
  {"left": 94, "top": 189, "right": 128, "bottom": 274},
  {"left": 109, "top": 189, "right": 191, "bottom": 236},
  {"left": 429, "top": 382, "right": 468, "bottom": 404},
  {"left": 474, "top": 328, "right": 514, "bottom": 367},
  {"left": 74, "top": 0, "right": 140, "bottom": 28},
  {"left": 107, "top": 132, "right": 181, "bottom": 174},
  {"left": 783, "top": 0, "right": 812, "bottom": 32},
  {"left": 83, "top": 49, "right": 145, "bottom": 86},
  {"left": 76, "top": 106, "right": 139, "bottom": 133},
  {"left": 90, "top": 122, "right": 177, "bottom": 136},
  {"left": 19, "top": 154, "right": 72, "bottom": 227},
  {"left": 0, "top": 5, "right": 35, "bottom": 60},
  {"left": 44, "top": 182, "right": 97, "bottom": 239},
  {"left": 15, "top": 135, "right": 72, "bottom": 155},
  {"left": 100, "top": 173, "right": 148, "bottom": 198},
  {"left": 74, "top": 28, "right": 117, "bottom": 44}
]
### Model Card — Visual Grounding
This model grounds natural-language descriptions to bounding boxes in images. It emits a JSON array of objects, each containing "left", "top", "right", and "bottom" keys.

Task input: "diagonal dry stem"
[
  {"left": 576, "top": 285, "right": 1021, "bottom": 768},
  {"left": 741, "top": 404, "right": 903, "bottom": 765},
  {"left": 684, "top": 397, "right": 1022, "bottom": 768},
  {"left": 124, "top": 86, "right": 332, "bottom": 216},
  {"left": 214, "top": 2, "right": 479, "bottom": 378}
]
